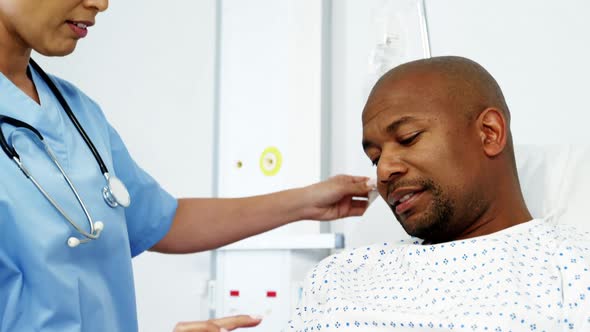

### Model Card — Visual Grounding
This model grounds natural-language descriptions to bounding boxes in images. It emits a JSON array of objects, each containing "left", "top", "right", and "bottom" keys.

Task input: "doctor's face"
[
  {"left": 362, "top": 72, "right": 487, "bottom": 243},
  {"left": 0, "top": 0, "right": 108, "bottom": 56}
]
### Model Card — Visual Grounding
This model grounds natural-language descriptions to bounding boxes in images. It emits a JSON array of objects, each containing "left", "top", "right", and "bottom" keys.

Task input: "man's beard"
[{"left": 392, "top": 178, "right": 455, "bottom": 243}]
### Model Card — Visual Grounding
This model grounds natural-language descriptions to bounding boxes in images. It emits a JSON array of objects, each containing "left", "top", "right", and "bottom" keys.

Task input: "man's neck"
[
  {"left": 453, "top": 182, "right": 533, "bottom": 242},
  {"left": 453, "top": 210, "right": 532, "bottom": 242}
]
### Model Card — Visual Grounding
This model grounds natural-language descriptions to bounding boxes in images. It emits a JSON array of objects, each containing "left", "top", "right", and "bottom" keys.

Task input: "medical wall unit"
[{"left": 209, "top": 0, "right": 337, "bottom": 331}]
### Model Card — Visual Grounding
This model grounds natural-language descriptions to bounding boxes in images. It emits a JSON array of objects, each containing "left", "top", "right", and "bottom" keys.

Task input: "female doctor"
[{"left": 0, "top": 0, "right": 373, "bottom": 331}]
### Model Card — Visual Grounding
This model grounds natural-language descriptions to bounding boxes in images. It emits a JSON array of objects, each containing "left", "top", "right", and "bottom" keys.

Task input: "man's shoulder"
[
  {"left": 553, "top": 223, "right": 590, "bottom": 240},
  {"left": 530, "top": 220, "right": 590, "bottom": 247}
]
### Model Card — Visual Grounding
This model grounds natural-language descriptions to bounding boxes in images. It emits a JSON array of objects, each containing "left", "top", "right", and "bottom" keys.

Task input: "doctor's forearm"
[{"left": 151, "top": 189, "right": 310, "bottom": 253}]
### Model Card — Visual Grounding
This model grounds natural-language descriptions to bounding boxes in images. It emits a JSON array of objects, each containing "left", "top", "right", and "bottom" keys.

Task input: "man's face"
[{"left": 362, "top": 73, "right": 486, "bottom": 241}]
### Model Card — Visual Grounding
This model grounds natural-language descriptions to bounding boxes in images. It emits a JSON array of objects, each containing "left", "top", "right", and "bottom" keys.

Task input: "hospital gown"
[{"left": 288, "top": 219, "right": 590, "bottom": 331}]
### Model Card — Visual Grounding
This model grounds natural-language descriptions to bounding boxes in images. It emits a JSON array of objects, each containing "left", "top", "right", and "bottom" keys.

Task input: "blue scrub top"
[{"left": 0, "top": 65, "right": 178, "bottom": 331}]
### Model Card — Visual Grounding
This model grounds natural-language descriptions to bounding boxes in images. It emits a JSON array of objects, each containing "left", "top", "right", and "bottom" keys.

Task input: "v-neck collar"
[
  {"left": 30, "top": 63, "right": 59, "bottom": 112},
  {"left": 0, "top": 63, "right": 59, "bottom": 128}
]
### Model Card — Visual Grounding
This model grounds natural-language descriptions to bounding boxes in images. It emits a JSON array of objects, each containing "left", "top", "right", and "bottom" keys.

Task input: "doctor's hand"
[
  {"left": 301, "top": 175, "right": 373, "bottom": 221},
  {"left": 173, "top": 315, "right": 262, "bottom": 332}
]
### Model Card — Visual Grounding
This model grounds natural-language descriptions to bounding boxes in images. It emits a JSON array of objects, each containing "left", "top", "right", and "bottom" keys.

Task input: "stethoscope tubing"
[
  {"left": 12, "top": 137, "right": 99, "bottom": 239},
  {"left": 0, "top": 115, "right": 43, "bottom": 160},
  {"left": 29, "top": 59, "right": 109, "bottom": 176}
]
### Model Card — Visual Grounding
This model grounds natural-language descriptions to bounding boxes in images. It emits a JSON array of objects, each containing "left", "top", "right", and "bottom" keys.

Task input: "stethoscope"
[{"left": 0, "top": 59, "right": 131, "bottom": 248}]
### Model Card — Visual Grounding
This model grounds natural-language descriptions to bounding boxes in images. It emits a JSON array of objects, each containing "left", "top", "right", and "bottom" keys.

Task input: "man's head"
[{"left": 362, "top": 56, "right": 527, "bottom": 243}]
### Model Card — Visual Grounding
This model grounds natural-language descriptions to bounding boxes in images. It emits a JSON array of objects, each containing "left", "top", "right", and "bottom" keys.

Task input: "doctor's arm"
[{"left": 150, "top": 175, "right": 371, "bottom": 253}]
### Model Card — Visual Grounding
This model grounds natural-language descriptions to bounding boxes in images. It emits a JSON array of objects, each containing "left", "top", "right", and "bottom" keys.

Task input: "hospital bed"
[{"left": 515, "top": 144, "right": 590, "bottom": 230}]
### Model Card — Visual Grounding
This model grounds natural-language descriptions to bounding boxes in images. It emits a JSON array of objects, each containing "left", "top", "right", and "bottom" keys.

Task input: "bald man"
[{"left": 288, "top": 56, "right": 590, "bottom": 332}]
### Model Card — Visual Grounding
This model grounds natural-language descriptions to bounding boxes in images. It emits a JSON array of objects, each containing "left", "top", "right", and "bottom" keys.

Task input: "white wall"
[
  {"left": 328, "top": 0, "right": 590, "bottom": 248},
  {"left": 36, "top": 0, "right": 217, "bottom": 331}
]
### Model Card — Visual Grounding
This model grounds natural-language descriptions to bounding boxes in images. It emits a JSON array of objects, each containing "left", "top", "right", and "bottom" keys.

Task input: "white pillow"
[{"left": 515, "top": 144, "right": 590, "bottom": 231}]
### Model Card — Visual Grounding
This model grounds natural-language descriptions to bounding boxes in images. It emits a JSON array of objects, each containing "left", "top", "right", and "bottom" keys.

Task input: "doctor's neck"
[
  {"left": 0, "top": 20, "right": 39, "bottom": 103},
  {"left": 0, "top": 20, "right": 33, "bottom": 80}
]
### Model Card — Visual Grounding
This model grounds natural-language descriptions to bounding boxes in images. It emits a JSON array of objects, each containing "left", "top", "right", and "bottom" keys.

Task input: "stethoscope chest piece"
[{"left": 103, "top": 174, "right": 131, "bottom": 208}]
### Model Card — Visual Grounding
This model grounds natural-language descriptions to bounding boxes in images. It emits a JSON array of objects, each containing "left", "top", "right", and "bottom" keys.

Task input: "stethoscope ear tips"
[
  {"left": 94, "top": 221, "right": 104, "bottom": 232},
  {"left": 68, "top": 237, "right": 81, "bottom": 248},
  {"left": 67, "top": 222, "right": 105, "bottom": 248}
]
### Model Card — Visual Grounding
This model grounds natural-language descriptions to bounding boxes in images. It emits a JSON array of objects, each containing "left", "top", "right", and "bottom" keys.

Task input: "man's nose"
[{"left": 377, "top": 151, "right": 408, "bottom": 185}]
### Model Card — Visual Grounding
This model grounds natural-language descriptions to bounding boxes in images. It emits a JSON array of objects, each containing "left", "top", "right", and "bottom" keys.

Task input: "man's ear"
[{"left": 477, "top": 108, "right": 507, "bottom": 157}]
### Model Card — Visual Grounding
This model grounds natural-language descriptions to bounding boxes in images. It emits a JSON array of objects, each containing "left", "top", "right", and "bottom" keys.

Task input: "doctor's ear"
[{"left": 477, "top": 108, "right": 507, "bottom": 158}]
